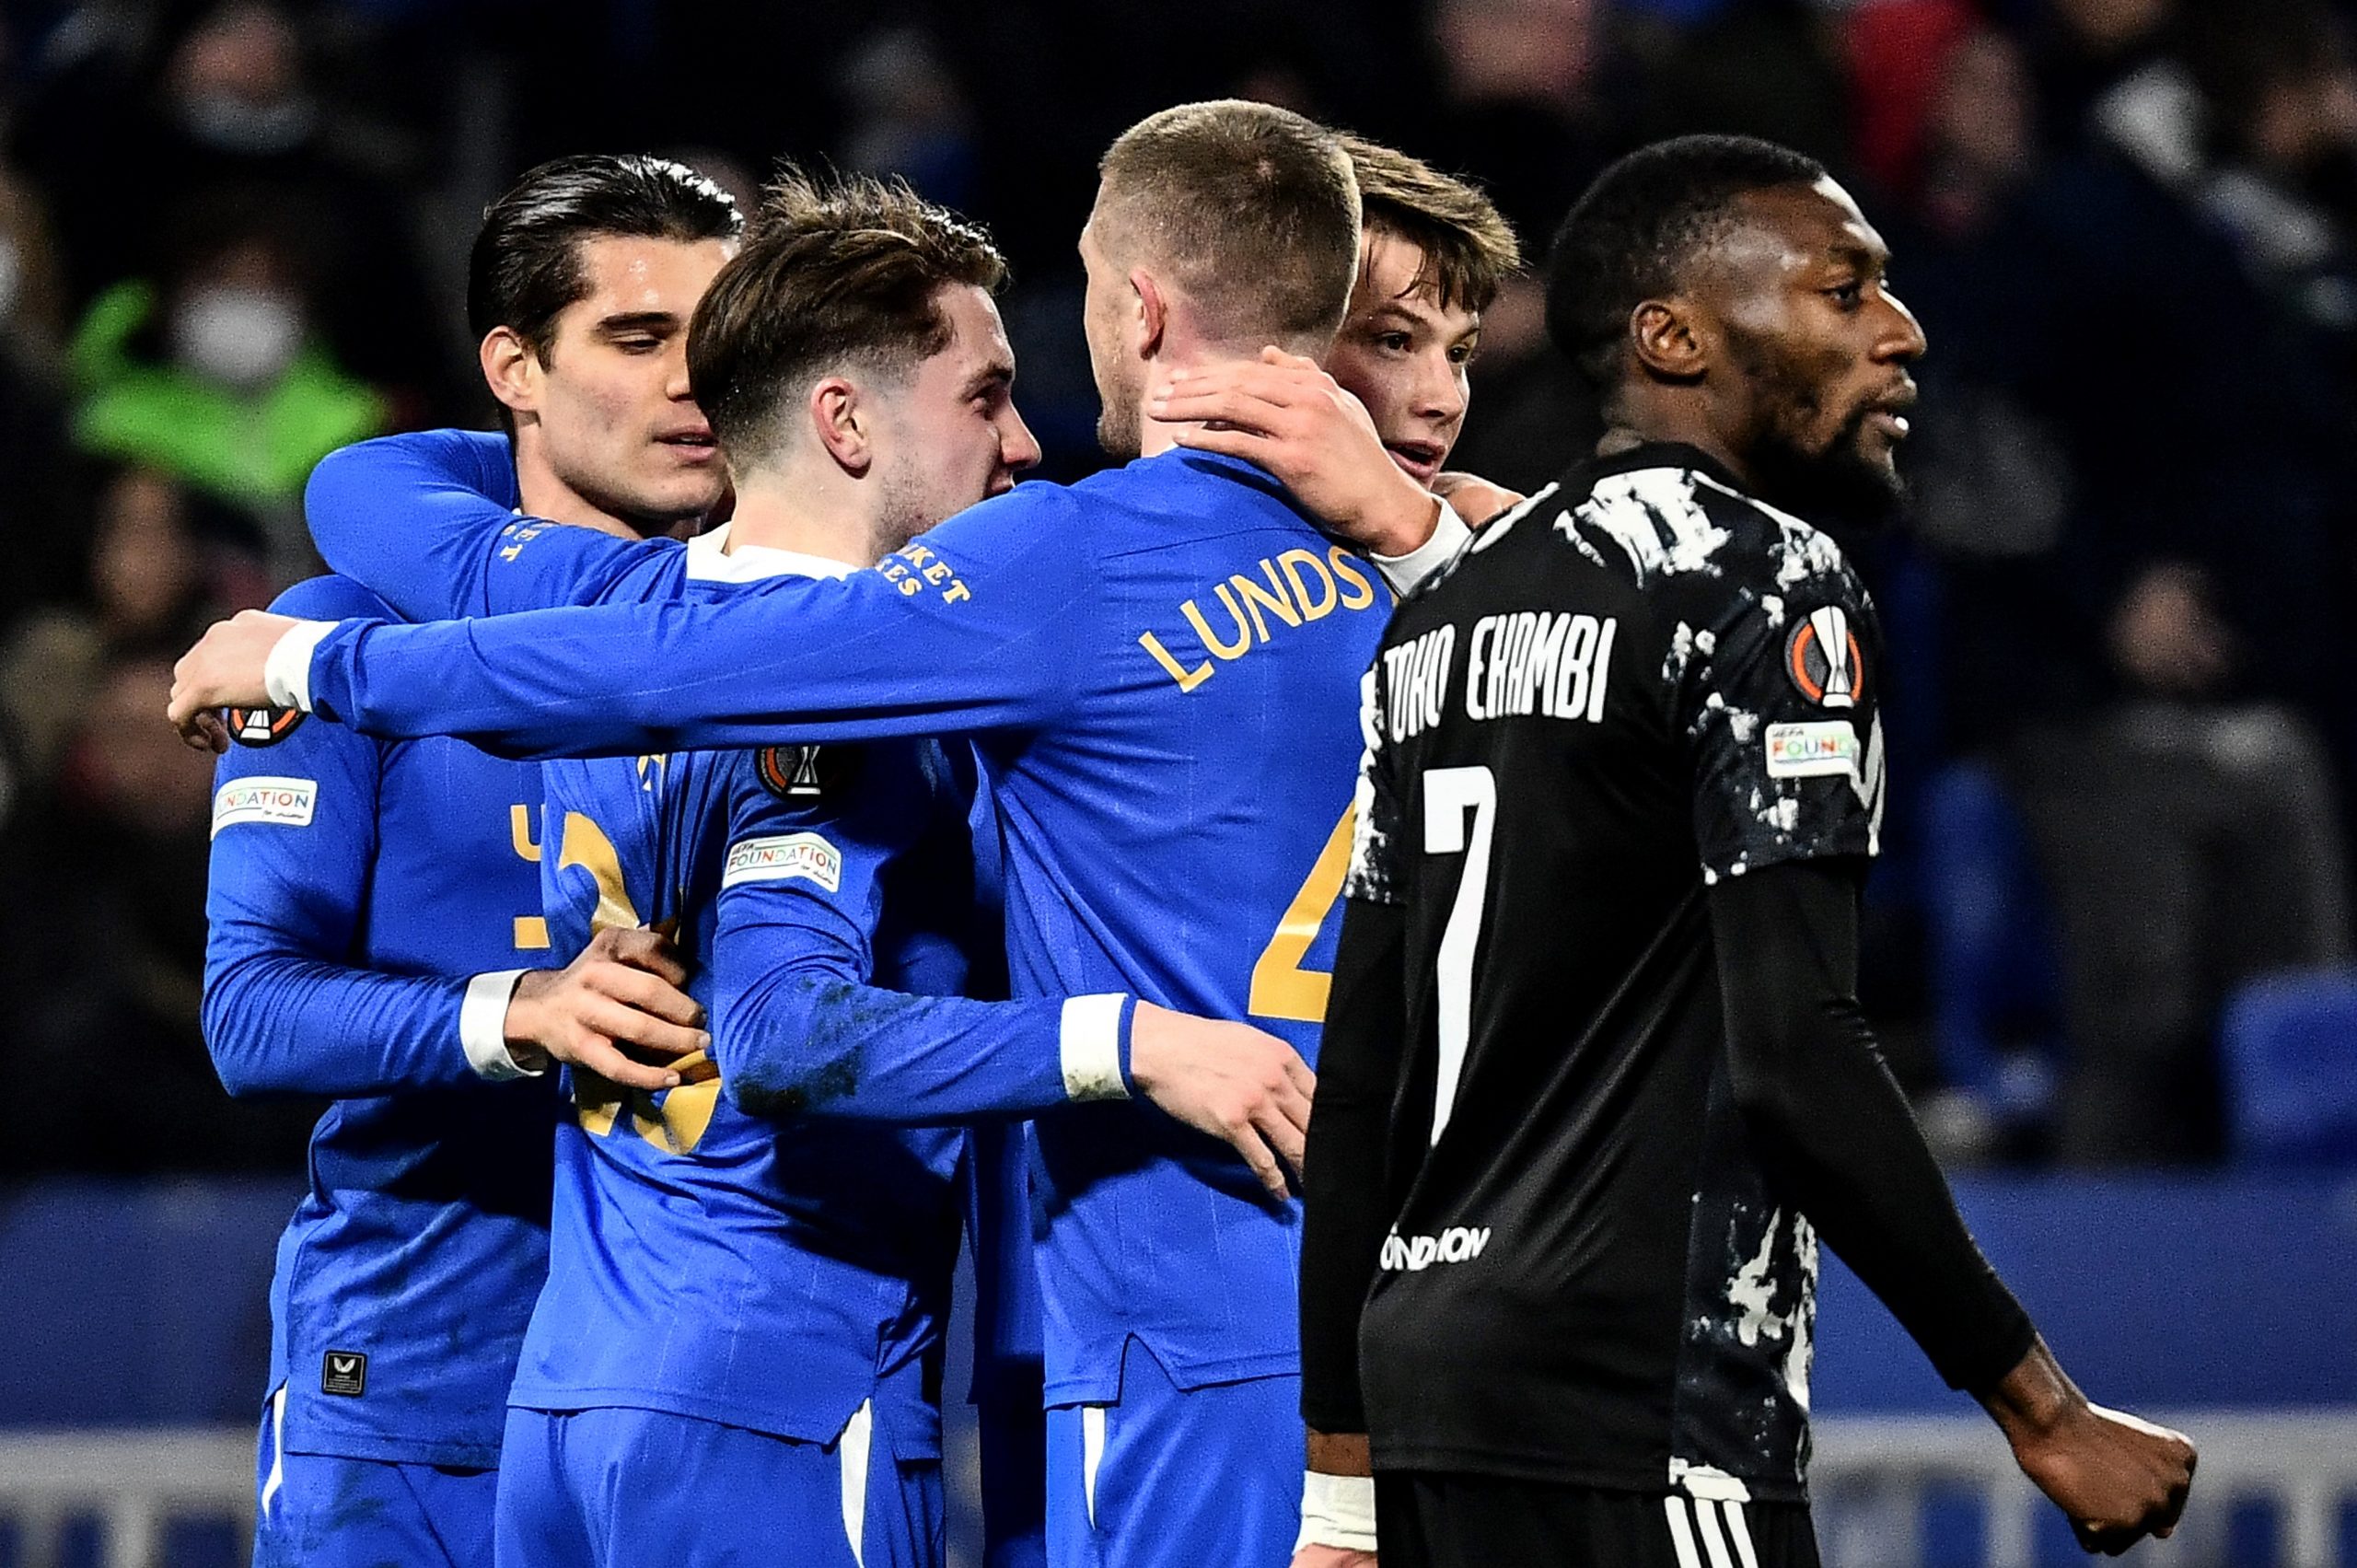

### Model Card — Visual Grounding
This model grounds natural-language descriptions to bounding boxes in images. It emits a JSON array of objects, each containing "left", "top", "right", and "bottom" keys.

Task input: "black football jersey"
[{"left": 1343, "top": 443, "right": 1887, "bottom": 1499}]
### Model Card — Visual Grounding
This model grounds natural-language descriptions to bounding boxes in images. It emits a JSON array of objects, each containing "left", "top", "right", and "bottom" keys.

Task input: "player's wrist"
[
  {"left": 1981, "top": 1336, "right": 2082, "bottom": 1445},
  {"left": 465, "top": 968, "right": 546, "bottom": 1078},
  {"left": 1059, "top": 993, "right": 1133, "bottom": 1101},
  {"left": 1369, "top": 499, "right": 1469, "bottom": 595},
  {"left": 1353, "top": 470, "right": 1443, "bottom": 560},
  {"left": 1295, "top": 1465, "right": 1377, "bottom": 1553},
  {"left": 263, "top": 620, "right": 338, "bottom": 713}
]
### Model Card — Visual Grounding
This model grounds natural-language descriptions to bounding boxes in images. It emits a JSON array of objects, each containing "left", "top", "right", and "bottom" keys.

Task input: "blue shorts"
[
  {"left": 251, "top": 1387, "right": 495, "bottom": 1568},
  {"left": 495, "top": 1402, "right": 944, "bottom": 1568},
  {"left": 1044, "top": 1340, "right": 1298, "bottom": 1568}
]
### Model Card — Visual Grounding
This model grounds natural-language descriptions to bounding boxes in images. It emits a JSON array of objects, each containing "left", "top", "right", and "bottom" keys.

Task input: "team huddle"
[{"left": 171, "top": 101, "right": 2196, "bottom": 1568}]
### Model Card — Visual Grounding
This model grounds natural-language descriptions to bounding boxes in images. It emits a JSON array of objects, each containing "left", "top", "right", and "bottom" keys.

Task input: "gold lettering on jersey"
[
  {"left": 1383, "top": 625, "right": 1457, "bottom": 741},
  {"left": 509, "top": 806, "right": 548, "bottom": 949},
  {"left": 1143, "top": 545, "right": 1387, "bottom": 693},
  {"left": 883, "top": 542, "right": 971, "bottom": 604},
  {"left": 555, "top": 811, "right": 641, "bottom": 935},
  {"left": 1138, "top": 632, "right": 1212, "bottom": 692},
  {"left": 1463, "top": 612, "right": 1620, "bottom": 724},
  {"left": 509, "top": 805, "right": 541, "bottom": 862},
  {"left": 1248, "top": 804, "right": 1356, "bottom": 1020}
]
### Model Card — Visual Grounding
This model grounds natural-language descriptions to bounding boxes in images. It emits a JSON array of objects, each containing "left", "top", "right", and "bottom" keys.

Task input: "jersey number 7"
[{"left": 1422, "top": 766, "right": 1496, "bottom": 1145}]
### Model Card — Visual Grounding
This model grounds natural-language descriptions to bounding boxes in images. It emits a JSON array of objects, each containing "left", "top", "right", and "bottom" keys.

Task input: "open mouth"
[{"left": 1384, "top": 439, "right": 1446, "bottom": 484}]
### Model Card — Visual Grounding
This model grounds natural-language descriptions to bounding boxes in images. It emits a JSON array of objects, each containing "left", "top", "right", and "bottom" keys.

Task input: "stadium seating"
[{"left": 2221, "top": 970, "right": 2357, "bottom": 1166}]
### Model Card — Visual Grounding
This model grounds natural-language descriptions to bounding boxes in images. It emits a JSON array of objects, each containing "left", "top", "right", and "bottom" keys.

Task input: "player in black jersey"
[{"left": 1292, "top": 136, "right": 2197, "bottom": 1568}]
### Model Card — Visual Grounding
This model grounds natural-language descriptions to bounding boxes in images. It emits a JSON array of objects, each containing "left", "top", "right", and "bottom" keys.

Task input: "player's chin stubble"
[{"left": 1096, "top": 379, "right": 1143, "bottom": 462}]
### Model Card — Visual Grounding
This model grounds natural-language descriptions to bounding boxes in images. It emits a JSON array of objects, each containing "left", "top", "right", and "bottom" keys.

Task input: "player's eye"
[
  {"left": 1378, "top": 331, "right": 1414, "bottom": 354},
  {"left": 616, "top": 336, "right": 663, "bottom": 354},
  {"left": 1826, "top": 280, "right": 1864, "bottom": 310},
  {"left": 1448, "top": 341, "right": 1478, "bottom": 366}
]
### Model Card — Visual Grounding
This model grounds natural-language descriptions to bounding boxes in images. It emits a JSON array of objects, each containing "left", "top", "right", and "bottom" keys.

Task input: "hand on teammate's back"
[
  {"left": 1983, "top": 1338, "right": 2196, "bottom": 1554},
  {"left": 1127, "top": 1001, "right": 1315, "bottom": 1202},
  {"left": 169, "top": 608, "right": 303, "bottom": 750},
  {"left": 505, "top": 927, "right": 710, "bottom": 1091},
  {"left": 1148, "top": 347, "right": 1441, "bottom": 559}
]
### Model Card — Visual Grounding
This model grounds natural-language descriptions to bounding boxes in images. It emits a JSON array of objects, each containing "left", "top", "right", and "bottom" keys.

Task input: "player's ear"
[
  {"left": 481, "top": 326, "right": 540, "bottom": 416},
  {"left": 1631, "top": 298, "right": 1707, "bottom": 382},
  {"left": 809, "top": 376, "right": 873, "bottom": 476},
  {"left": 1130, "top": 267, "right": 1167, "bottom": 361}
]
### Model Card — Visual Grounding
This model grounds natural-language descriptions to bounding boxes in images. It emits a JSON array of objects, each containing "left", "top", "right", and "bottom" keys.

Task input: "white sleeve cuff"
[
  {"left": 1294, "top": 1469, "right": 1378, "bottom": 1553},
  {"left": 459, "top": 970, "right": 544, "bottom": 1080},
  {"left": 1369, "top": 499, "right": 1470, "bottom": 596},
  {"left": 1059, "top": 993, "right": 1131, "bottom": 1101},
  {"left": 263, "top": 621, "right": 338, "bottom": 712}
]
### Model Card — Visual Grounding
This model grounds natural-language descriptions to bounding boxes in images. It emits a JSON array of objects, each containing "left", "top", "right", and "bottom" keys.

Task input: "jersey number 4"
[{"left": 1248, "top": 805, "right": 1355, "bottom": 1022}]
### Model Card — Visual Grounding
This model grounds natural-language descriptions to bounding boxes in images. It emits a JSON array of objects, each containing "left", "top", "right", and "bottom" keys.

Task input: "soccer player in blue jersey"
[
  {"left": 293, "top": 168, "right": 1320, "bottom": 1567},
  {"left": 173, "top": 101, "right": 1475, "bottom": 1567},
  {"left": 203, "top": 154, "right": 737, "bottom": 1567}
]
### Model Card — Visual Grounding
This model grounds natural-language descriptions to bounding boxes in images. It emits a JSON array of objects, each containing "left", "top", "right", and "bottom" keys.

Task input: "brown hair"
[
  {"left": 1341, "top": 134, "right": 1522, "bottom": 316},
  {"left": 687, "top": 164, "right": 1007, "bottom": 465},
  {"left": 1095, "top": 99, "right": 1361, "bottom": 353}
]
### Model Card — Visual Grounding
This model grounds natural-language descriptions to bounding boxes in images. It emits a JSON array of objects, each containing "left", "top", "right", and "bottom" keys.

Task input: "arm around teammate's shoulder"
[
  {"left": 305, "top": 430, "right": 518, "bottom": 619},
  {"left": 299, "top": 477, "right": 1104, "bottom": 757}
]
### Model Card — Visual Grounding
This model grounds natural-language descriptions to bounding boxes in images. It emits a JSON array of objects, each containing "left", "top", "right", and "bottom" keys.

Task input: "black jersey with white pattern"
[{"left": 1329, "top": 444, "right": 1887, "bottom": 1499}]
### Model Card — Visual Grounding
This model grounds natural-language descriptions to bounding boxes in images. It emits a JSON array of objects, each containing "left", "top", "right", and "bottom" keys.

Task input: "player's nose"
[
  {"left": 1417, "top": 354, "right": 1466, "bottom": 423},
  {"left": 1874, "top": 287, "right": 1928, "bottom": 364},
  {"left": 1002, "top": 404, "right": 1043, "bottom": 472}
]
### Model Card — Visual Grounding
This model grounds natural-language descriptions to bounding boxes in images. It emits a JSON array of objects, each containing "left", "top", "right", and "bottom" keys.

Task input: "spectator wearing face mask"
[
  {"left": 65, "top": 205, "right": 386, "bottom": 579},
  {"left": 16, "top": 0, "right": 451, "bottom": 419}
]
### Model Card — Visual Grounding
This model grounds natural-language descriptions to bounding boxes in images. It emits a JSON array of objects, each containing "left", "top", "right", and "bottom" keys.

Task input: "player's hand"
[
  {"left": 1128, "top": 1001, "right": 1315, "bottom": 1202},
  {"left": 1984, "top": 1339, "right": 2195, "bottom": 1554},
  {"left": 169, "top": 610, "right": 302, "bottom": 752},
  {"left": 505, "top": 927, "right": 709, "bottom": 1091},
  {"left": 1291, "top": 1549, "right": 1376, "bottom": 1568},
  {"left": 1431, "top": 470, "right": 1525, "bottom": 528},
  {"left": 1148, "top": 347, "right": 1442, "bottom": 558}
]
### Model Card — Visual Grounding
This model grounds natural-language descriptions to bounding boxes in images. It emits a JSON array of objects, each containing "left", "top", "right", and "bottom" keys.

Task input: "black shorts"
[{"left": 1374, "top": 1471, "right": 1820, "bottom": 1568}]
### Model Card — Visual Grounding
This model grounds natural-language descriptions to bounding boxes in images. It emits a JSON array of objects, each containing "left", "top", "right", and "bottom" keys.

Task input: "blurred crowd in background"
[{"left": 0, "top": 0, "right": 2349, "bottom": 1179}]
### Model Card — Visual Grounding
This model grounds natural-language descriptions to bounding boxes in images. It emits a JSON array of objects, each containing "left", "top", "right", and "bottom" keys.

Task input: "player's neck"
[
  {"left": 722, "top": 465, "right": 877, "bottom": 570},
  {"left": 1597, "top": 409, "right": 1754, "bottom": 494},
  {"left": 512, "top": 425, "right": 686, "bottom": 541},
  {"left": 1134, "top": 337, "right": 1262, "bottom": 460}
]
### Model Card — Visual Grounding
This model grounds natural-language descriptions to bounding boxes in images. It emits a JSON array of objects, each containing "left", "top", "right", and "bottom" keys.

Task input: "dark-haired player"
[
  {"left": 203, "top": 153, "right": 737, "bottom": 1568},
  {"left": 1296, "top": 134, "right": 2196, "bottom": 1567}
]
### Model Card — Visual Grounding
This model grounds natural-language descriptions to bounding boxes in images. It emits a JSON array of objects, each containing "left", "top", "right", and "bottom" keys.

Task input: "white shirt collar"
[{"left": 684, "top": 521, "right": 860, "bottom": 583}]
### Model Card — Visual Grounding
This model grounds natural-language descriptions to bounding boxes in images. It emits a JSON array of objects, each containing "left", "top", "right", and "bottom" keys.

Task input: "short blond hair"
[{"left": 1097, "top": 99, "right": 1362, "bottom": 353}]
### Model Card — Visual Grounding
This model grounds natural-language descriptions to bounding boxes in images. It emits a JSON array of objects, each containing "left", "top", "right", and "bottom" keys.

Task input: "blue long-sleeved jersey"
[
  {"left": 305, "top": 430, "right": 1084, "bottom": 1434},
  {"left": 299, "top": 445, "right": 1392, "bottom": 1401},
  {"left": 203, "top": 573, "right": 556, "bottom": 1469},
  {"left": 521, "top": 542, "right": 1091, "bottom": 1448}
]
